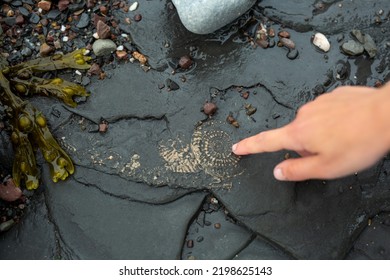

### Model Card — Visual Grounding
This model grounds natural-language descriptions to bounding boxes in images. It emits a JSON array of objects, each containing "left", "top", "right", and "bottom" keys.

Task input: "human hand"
[{"left": 232, "top": 83, "right": 390, "bottom": 181}]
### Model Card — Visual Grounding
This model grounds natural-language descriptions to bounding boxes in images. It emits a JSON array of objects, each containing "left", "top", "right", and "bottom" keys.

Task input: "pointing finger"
[
  {"left": 232, "top": 126, "right": 295, "bottom": 155},
  {"left": 273, "top": 156, "right": 326, "bottom": 181}
]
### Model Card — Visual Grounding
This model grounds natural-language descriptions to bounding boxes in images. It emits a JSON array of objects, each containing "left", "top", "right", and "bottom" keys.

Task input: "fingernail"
[
  {"left": 274, "top": 167, "right": 286, "bottom": 181},
  {"left": 232, "top": 144, "right": 237, "bottom": 153}
]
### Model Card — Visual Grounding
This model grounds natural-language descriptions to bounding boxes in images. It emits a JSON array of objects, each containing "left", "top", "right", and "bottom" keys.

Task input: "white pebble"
[
  {"left": 93, "top": 32, "right": 99, "bottom": 39},
  {"left": 61, "top": 25, "right": 66, "bottom": 32},
  {"left": 121, "top": 33, "right": 129, "bottom": 38},
  {"left": 312, "top": 32, "right": 331, "bottom": 52},
  {"left": 75, "top": 70, "right": 82, "bottom": 76},
  {"left": 62, "top": 36, "right": 69, "bottom": 42},
  {"left": 129, "top": 57, "right": 135, "bottom": 63},
  {"left": 117, "top": 45, "right": 124, "bottom": 51},
  {"left": 129, "top": 2, "right": 138, "bottom": 11}
]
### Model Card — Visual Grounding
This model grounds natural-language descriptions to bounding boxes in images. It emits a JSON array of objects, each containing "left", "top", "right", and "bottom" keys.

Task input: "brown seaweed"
[{"left": 0, "top": 49, "right": 91, "bottom": 190}]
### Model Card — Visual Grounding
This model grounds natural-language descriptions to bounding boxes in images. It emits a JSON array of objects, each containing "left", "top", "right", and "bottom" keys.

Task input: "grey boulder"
[{"left": 172, "top": 0, "right": 256, "bottom": 34}]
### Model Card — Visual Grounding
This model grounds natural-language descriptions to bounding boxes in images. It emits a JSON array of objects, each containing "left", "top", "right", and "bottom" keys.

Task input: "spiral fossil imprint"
[{"left": 159, "top": 120, "right": 243, "bottom": 179}]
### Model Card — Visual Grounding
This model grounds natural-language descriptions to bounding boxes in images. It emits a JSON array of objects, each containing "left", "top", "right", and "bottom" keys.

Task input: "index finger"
[{"left": 232, "top": 126, "right": 294, "bottom": 155}]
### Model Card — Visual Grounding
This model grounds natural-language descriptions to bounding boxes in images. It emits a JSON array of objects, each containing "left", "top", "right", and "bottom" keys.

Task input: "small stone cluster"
[
  {"left": 246, "top": 23, "right": 299, "bottom": 60},
  {"left": 0, "top": 0, "right": 148, "bottom": 76},
  {"left": 341, "top": 29, "right": 378, "bottom": 58}
]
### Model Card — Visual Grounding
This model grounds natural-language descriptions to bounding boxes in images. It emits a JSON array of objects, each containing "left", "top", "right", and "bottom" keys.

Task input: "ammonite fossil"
[
  {"left": 159, "top": 120, "right": 243, "bottom": 180},
  {"left": 66, "top": 119, "right": 244, "bottom": 189}
]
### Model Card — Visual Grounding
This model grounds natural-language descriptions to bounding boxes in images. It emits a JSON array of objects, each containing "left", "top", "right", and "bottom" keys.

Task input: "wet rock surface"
[{"left": 1, "top": 0, "right": 390, "bottom": 259}]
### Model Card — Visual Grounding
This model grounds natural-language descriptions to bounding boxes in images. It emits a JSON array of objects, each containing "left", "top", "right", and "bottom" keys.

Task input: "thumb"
[{"left": 273, "top": 156, "right": 325, "bottom": 181}]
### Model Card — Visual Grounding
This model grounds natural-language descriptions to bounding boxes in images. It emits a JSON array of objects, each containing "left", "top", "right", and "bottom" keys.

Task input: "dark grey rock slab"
[
  {"left": 72, "top": 166, "right": 196, "bottom": 204},
  {"left": 0, "top": 192, "right": 58, "bottom": 260},
  {"left": 347, "top": 212, "right": 390, "bottom": 259},
  {"left": 2, "top": 0, "right": 390, "bottom": 260},
  {"left": 42, "top": 167, "right": 206, "bottom": 259},
  {"left": 215, "top": 161, "right": 390, "bottom": 259},
  {"left": 181, "top": 196, "right": 252, "bottom": 260},
  {"left": 234, "top": 236, "right": 294, "bottom": 260},
  {"left": 73, "top": 63, "right": 204, "bottom": 124}
]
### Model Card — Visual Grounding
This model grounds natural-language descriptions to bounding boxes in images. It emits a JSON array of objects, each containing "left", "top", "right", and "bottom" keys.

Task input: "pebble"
[
  {"left": 287, "top": 49, "right": 299, "bottom": 60},
  {"left": 92, "top": 39, "right": 117, "bottom": 56},
  {"left": 58, "top": 0, "right": 70, "bottom": 11},
  {"left": 178, "top": 55, "right": 193, "bottom": 69},
  {"left": 241, "top": 91, "right": 249, "bottom": 99},
  {"left": 132, "top": 51, "right": 147, "bottom": 64},
  {"left": 21, "top": 47, "right": 32, "bottom": 57},
  {"left": 363, "top": 34, "right": 377, "bottom": 58},
  {"left": 278, "top": 30, "right": 290, "bottom": 38},
  {"left": 29, "top": 13, "right": 40, "bottom": 24},
  {"left": 76, "top": 13, "right": 90, "bottom": 29},
  {"left": 351, "top": 29, "right": 365, "bottom": 44},
  {"left": 0, "top": 219, "right": 15, "bottom": 232},
  {"left": 203, "top": 102, "right": 217, "bottom": 115},
  {"left": 116, "top": 50, "right": 128, "bottom": 60},
  {"left": 214, "top": 223, "right": 221, "bottom": 229},
  {"left": 15, "top": 15, "right": 25, "bottom": 25},
  {"left": 129, "top": 2, "right": 139, "bottom": 11},
  {"left": 99, "top": 119, "right": 109, "bottom": 133},
  {"left": 134, "top": 14, "right": 142, "bottom": 22},
  {"left": 186, "top": 239, "right": 194, "bottom": 248},
  {"left": 40, "top": 43, "right": 54, "bottom": 56},
  {"left": 97, "top": 20, "right": 111, "bottom": 39},
  {"left": 341, "top": 40, "right": 364, "bottom": 56},
  {"left": 38, "top": 0, "right": 51, "bottom": 11},
  {"left": 256, "top": 39, "right": 269, "bottom": 49},
  {"left": 47, "top": 9, "right": 61, "bottom": 20},
  {"left": 312, "top": 32, "right": 330, "bottom": 52},
  {"left": 279, "top": 38, "right": 295, "bottom": 49},
  {"left": 166, "top": 79, "right": 180, "bottom": 91},
  {"left": 87, "top": 63, "right": 102, "bottom": 76},
  {"left": 227, "top": 115, "right": 239, "bottom": 128},
  {"left": 245, "top": 104, "right": 257, "bottom": 115},
  {"left": 0, "top": 179, "right": 22, "bottom": 202}
]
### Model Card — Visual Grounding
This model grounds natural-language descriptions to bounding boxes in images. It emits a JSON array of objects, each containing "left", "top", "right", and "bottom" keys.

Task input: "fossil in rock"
[{"left": 159, "top": 120, "right": 243, "bottom": 182}]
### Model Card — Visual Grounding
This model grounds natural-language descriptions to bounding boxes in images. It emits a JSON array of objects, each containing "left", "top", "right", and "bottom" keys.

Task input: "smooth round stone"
[
  {"left": 92, "top": 39, "right": 117, "bottom": 56},
  {"left": 172, "top": 0, "right": 256, "bottom": 34},
  {"left": 341, "top": 40, "right": 364, "bottom": 56}
]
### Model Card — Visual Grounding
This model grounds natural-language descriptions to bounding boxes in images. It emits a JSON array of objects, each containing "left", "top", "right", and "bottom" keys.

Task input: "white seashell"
[
  {"left": 312, "top": 32, "right": 330, "bottom": 52},
  {"left": 129, "top": 2, "right": 138, "bottom": 11}
]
